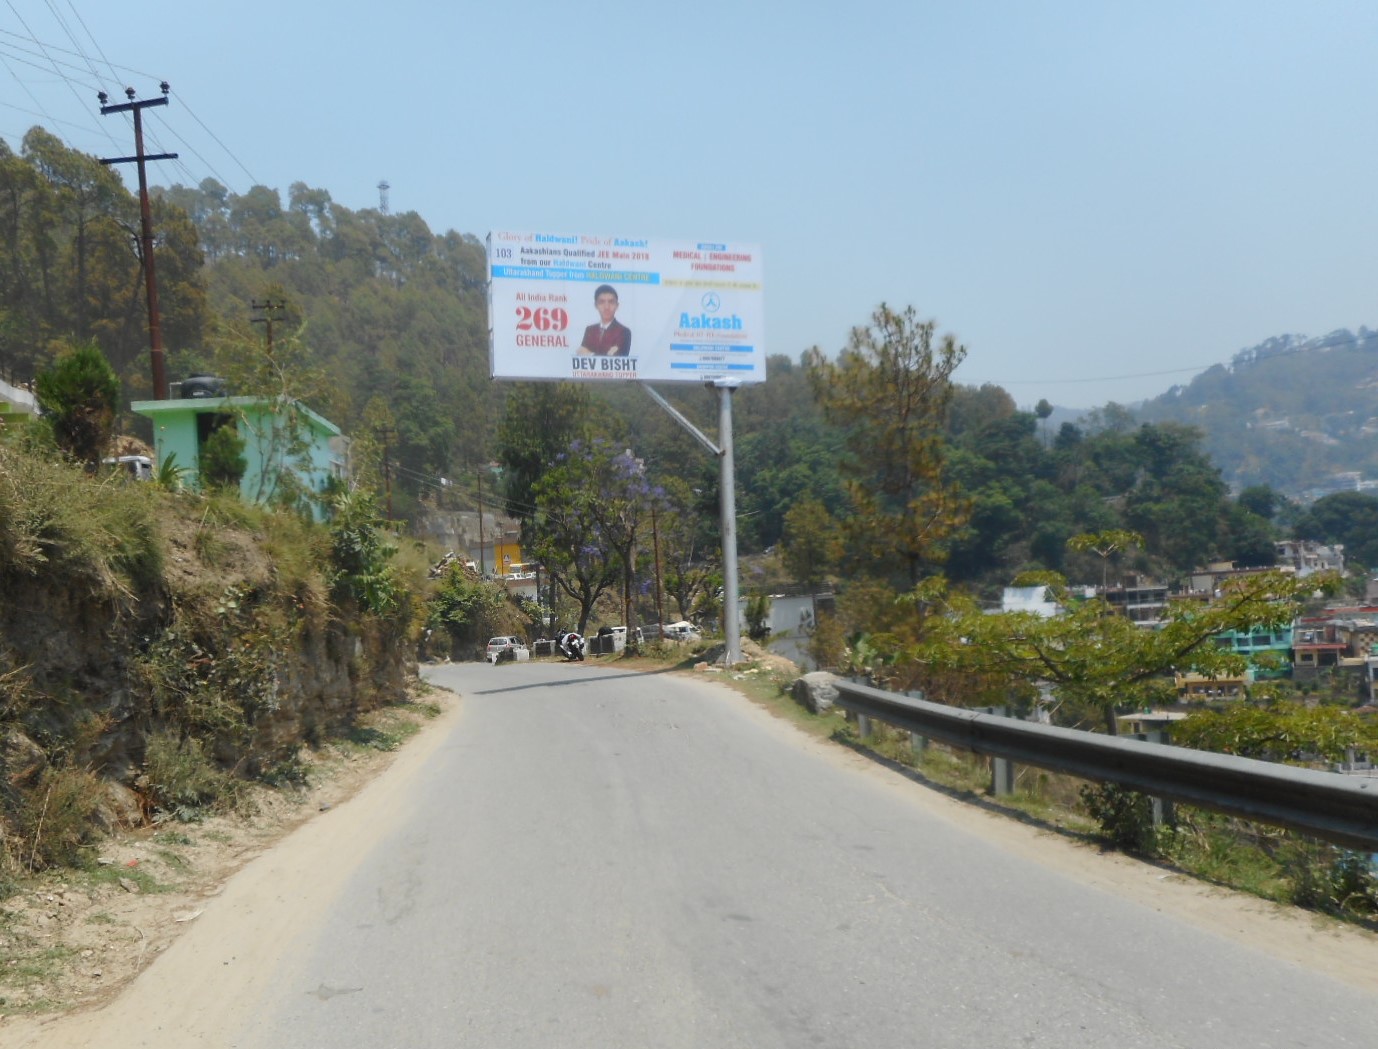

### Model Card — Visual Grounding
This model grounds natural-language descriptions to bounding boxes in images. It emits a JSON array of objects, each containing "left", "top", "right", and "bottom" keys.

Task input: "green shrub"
[
  {"left": 33, "top": 341, "right": 120, "bottom": 466},
  {"left": 1284, "top": 840, "right": 1378, "bottom": 917},
  {"left": 1080, "top": 782, "right": 1164, "bottom": 854},
  {"left": 142, "top": 732, "right": 238, "bottom": 822},
  {"left": 328, "top": 488, "right": 400, "bottom": 616},
  {"left": 14, "top": 767, "right": 107, "bottom": 870},
  {"left": 199, "top": 424, "right": 247, "bottom": 491}
]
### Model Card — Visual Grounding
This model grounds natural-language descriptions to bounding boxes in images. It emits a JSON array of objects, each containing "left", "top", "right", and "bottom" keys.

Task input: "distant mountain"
[{"left": 1132, "top": 328, "right": 1378, "bottom": 500}]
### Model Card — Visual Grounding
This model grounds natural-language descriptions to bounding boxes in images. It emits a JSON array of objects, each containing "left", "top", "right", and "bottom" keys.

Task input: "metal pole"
[
  {"left": 718, "top": 382, "right": 741, "bottom": 665},
  {"left": 651, "top": 505, "right": 665, "bottom": 640}
]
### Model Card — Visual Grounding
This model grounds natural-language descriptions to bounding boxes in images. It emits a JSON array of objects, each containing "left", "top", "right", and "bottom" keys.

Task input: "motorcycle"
[{"left": 557, "top": 631, "right": 585, "bottom": 661}]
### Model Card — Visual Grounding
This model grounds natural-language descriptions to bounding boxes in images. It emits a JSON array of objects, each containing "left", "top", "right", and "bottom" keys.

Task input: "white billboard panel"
[{"left": 488, "top": 232, "right": 765, "bottom": 384}]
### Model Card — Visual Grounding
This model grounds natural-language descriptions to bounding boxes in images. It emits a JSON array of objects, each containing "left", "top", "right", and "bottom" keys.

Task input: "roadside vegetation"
[{"left": 0, "top": 423, "right": 420, "bottom": 884}]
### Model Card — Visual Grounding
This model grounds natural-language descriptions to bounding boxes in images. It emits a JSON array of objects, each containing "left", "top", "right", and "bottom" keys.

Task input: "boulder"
[{"left": 792, "top": 671, "right": 839, "bottom": 714}]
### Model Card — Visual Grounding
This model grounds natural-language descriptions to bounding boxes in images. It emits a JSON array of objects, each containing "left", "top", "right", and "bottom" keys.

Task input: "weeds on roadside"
[
  {"left": 78, "top": 862, "right": 168, "bottom": 895},
  {"left": 13, "top": 767, "right": 108, "bottom": 871},
  {"left": 141, "top": 731, "right": 245, "bottom": 823}
]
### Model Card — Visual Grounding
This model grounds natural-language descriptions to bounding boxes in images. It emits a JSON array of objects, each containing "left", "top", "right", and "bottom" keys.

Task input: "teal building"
[{"left": 133, "top": 394, "right": 349, "bottom": 520}]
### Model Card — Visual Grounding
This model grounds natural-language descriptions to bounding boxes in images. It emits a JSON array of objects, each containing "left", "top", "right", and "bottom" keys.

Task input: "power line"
[
  {"left": 0, "top": 27, "right": 255, "bottom": 192},
  {"left": 2, "top": 1, "right": 117, "bottom": 148},
  {"left": 60, "top": 0, "right": 123, "bottom": 89},
  {"left": 972, "top": 363, "right": 1212, "bottom": 387}
]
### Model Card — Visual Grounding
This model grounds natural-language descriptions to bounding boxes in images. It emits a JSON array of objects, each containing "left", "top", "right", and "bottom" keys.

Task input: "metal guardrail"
[{"left": 834, "top": 679, "right": 1378, "bottom": 852}]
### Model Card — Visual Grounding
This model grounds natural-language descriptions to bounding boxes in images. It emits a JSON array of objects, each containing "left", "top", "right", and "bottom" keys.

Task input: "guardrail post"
[
  {"left": 991, "top": 755, "right": 1016, "bottom": 796},
  {"left": 906, "top": 692, "right": 929, "bottom": 755},
  {"left": 978, "top": 706, "right": 1016, "bottom": 796},
  {"left": 855, "top": 713, "right": 873, "bottom": 739},
  {"left": 1136, "top": 729, "right": 1175, "bottom": 827}
]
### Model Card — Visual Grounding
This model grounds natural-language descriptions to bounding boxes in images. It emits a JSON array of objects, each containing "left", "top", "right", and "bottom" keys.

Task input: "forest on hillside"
[
  {"left": 5, "top": 125, "right": 1377, "bottom": 601},
  {"left": 1135, "top": 328, "right": 1378, "bottom": 496}
]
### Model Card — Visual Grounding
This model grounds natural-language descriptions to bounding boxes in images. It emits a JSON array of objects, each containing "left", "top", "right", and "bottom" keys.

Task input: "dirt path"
[{"left": 3, "top": 673, "right": 1376, "bottom": 1047}]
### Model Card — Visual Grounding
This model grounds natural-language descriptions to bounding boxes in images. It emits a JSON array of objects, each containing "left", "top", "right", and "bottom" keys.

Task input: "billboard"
[{"left": 487, "top": 231, "right": 765, "bottom": 384}]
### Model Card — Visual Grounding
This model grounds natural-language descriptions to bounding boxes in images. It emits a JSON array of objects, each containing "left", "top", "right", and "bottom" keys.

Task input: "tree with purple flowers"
[{"left": 528, "top": 438, "right": 666, "bottom": 636}]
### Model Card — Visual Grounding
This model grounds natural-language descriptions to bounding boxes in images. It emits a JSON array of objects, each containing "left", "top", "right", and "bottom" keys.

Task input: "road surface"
[{"left": 15, "top": 660, "right": 1378, "bottom": 1047}]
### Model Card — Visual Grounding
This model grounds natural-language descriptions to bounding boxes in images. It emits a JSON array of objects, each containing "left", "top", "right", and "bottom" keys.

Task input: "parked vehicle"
[
  {"left": 102, "top": 455, "right": 153, "bottom": 481},
  {"left": 558, "top": 631, "right": 585, "bottom": 661},
  {"left": 661, "top": 621, "right": 701, "bottom": 642},
  {"left": 485, "top": 636, "right": 529, "bottom": 663}
]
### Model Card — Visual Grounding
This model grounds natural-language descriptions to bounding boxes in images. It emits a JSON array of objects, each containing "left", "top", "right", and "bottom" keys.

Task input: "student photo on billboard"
[{"left": 578, "top": 284, "right": 632, "bottom": 357}]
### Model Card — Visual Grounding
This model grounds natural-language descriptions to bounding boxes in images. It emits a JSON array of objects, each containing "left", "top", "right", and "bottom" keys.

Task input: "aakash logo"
[{"left": 701, "top": 292, "right": 721, "bottom": 313}]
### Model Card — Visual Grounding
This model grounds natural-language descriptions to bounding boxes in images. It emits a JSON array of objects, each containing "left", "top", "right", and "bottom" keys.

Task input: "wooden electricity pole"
[
  {"left": 99, "top": 83, "right": 178, "bottom": 400},
  {"left": 251, "top": 299, "right": 286, "bottom": 353},
  {"left": 374, "top": 426, "right": 396, "bottom": 522}
]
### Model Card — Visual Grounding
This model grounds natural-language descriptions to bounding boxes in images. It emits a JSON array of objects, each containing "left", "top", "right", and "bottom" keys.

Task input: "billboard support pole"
[
  {"left": 716, "top": 380, "right": 742, "bottom": 666},
  {"left": 640, "top": 381, "right": 741, "bottom": 666}
]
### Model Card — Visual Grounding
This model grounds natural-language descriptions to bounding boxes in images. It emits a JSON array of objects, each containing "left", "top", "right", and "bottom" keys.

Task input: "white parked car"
[
  {"left": 660, "top": 621, "right": 701, "bottom": 642},
  {"left": 485, "top": 636, "right": 529, "bottom": 663}
]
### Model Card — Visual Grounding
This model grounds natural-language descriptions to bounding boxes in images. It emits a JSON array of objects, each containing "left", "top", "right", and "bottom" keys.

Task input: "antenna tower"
[{"left": 378, "top": 179, "right": 390, "bottom": 215}]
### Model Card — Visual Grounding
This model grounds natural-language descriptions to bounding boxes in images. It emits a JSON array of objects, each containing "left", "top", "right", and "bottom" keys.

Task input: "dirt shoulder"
[{"left": 0, "top": 691, "right": 454, "bottom": 1027}]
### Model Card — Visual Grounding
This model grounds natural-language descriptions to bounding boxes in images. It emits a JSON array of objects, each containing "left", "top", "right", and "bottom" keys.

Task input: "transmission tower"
[{"left": 378, "top": 179, "right": 390, "bottom": 215}]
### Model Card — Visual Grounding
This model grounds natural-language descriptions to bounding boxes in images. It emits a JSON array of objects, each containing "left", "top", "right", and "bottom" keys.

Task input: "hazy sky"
[{"left": 4, "top": 1, "right": 1374, "bottom": 408}]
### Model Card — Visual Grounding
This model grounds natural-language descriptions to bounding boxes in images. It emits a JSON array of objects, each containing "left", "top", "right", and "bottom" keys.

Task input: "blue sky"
[{"left": 4, "top": 1, "right": 1375, "bottom": 408}]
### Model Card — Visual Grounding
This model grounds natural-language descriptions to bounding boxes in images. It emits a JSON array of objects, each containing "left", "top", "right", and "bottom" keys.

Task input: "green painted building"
[
  {"left": 1213, "top": 622, "right": 1294, "bottom": 678},
  {"left": 132, "top": 394, "right": 349, "bottom": 520}
]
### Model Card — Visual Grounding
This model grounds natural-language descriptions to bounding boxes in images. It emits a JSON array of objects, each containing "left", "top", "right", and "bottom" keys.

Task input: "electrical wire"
[
  {"left": 2, "top": 2, "right": 117, "bottom": 148},
  {"left": 0, "top": 22, "right": 253, "bottom": 193},
  {"left": 970, "top": 363, "right": 1212, "bottom": 388}
]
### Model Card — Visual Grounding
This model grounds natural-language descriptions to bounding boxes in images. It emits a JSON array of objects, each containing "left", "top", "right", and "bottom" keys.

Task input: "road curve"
[{"left": 15, "top": 660, "right": 1378, "bottom": 1047}]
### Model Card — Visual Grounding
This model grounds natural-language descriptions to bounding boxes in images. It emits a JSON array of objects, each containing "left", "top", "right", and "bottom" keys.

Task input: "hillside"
[{"left": 1132, "top": 328, "right": 1378, "bottom": 499}]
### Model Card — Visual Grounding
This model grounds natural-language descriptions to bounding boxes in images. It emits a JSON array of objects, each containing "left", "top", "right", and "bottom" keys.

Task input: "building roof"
[{"left": 131, "top": 395, "right": 342, "bottom": 437}]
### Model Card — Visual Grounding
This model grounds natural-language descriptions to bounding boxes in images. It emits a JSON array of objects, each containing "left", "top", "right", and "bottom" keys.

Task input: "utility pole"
[
  {"left": 476, "top": 467, "right": 486, "bottom": 576},
  {"left": 251, "top": 299, "right": 286, "bottom": 354},
  {"left": 99, "top": 84, "right": 177, "bottom": 400},
  {"left": 374, "top": 426, "right": 396, "bottom": 521}
]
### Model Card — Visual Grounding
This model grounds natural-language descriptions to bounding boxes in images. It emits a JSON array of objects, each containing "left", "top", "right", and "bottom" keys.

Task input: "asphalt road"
[{"left": 201, "top": 661, "right": 1378, "bottom": 1046}]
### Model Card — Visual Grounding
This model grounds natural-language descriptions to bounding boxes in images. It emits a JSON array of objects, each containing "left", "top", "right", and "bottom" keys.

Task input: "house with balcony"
[
  {"left": 1274, "top": 539, "right": 1344, "bottom": 578},
  {"left": 1291, "top": 620, "right": 1350, "bottom": 677},
  {"left": 1098, "top": 579, "right": 1170, "bottom": 627}
]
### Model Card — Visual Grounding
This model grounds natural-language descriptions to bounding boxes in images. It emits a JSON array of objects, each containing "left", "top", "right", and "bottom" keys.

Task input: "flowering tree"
[
  {"left": 657, "top": 476, "right": 719, "bottom": 622},
  {"left": 528, "top": 438, "right": 665, "bottom": 635}
]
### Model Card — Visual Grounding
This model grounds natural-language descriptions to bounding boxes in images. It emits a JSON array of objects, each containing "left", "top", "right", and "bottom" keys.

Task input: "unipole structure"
[
  {"left": 716, "top": 380, "right": 742, "bottom": 666},
  {"left": 99, "top": 84, "right": 177, "bottom": 400},
  {"left": 641, "top": 380, "right": 742, "bottom": 666}
]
